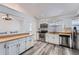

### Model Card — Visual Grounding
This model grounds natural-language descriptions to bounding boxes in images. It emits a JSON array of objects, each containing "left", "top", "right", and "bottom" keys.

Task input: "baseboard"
[{"left": 19, "top": 46, "right": 34, "bottom": 55}]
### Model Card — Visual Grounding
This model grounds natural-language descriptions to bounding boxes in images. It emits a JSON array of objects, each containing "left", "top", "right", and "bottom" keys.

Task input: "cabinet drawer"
[{"left": 6, "top": 40, "right": 18, "bottom": 46}]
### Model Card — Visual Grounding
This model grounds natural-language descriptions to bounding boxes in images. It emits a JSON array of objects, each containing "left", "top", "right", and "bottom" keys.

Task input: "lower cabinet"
[
  {"left": 46, "top": 34, "right": 59, "bottom": 45},
  {"left": 6, "top": 40, "right": 19, "bottom": 55},
  {"left": 0, "top": 37, "right": 34, "bottom": 55},
  {"left": 19, "top": 38, "right": 26, "bottom": 54},
  {"left": 6, "top": 45, "right": 19, "bottom": 55},
  {"left": 0, "top": 43, "right": 6, "bottom": 55},
  {"left": 25, "top": 37, "right": 33, "bottom": 50},
  {"left": 53, "top": 34, "right": 59, "bottom": 45}
]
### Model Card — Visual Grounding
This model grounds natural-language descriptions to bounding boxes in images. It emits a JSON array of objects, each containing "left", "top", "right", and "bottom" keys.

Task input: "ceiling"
[
  {"left": 18, "top": 3, "right": 79, "bottom": 18},
  {"left": 2, "top": 3, "right": 79, "bottom": 19}
]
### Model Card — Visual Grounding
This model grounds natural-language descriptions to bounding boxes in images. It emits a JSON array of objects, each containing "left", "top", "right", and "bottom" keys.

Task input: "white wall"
[
  {"left": 55, "top": 18, "right": 72, "bottom": 32},
  {"left": 36, "top": 17, "right": 72, "bottom": 32},
  {"left": 37, "top": 17, "right": 72, "bottom": 32},
  {"left": 0, "top": 13, "right": 24, "bottom": 35},
  {"left": 2, "top": 4, "right": 37, "bottom": 40}
]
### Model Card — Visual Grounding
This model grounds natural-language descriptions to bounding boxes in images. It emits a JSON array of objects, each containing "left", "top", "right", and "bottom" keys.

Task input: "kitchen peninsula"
[
  {"left": 0, "top": 33, "right": 34, "bottom": 55},
  {"left": 46, "top": 32, "right": 72, "bottom": 47},
  {"left": 0, "top": 5, "right": 35, "bottom": 55}
]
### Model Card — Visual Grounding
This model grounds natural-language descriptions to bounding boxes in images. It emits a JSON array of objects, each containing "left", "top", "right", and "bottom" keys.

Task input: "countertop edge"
[{"left": 0, "top": 33, "right": 33, "bottom": 43}]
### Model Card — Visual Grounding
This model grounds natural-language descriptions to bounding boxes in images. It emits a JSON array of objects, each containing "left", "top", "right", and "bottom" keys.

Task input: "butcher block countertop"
[
  {"left": 48, "top": 32, "right": 72, "bottom": 36},
  {"left": 48, "top": 32, "right": 79, "bottom": 35},
  {"left": 0, "top": 33, "right": 33, "bottom": 43}
]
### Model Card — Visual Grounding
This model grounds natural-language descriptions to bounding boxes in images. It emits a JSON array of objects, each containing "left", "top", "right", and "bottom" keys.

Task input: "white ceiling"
[
  {"left": 18, "top": 3, "right": 79, "bottom": 17},
  {"left": 2, "top": 3, "right": 79, "bottom": 19}
]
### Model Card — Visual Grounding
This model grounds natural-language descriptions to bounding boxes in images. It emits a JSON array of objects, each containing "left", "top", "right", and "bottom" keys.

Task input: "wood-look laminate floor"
[{"left": 22, "top": 41, "right": 79, "bottom": 55}]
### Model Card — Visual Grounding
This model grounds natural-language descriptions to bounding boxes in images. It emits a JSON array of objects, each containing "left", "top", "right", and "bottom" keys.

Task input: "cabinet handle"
[
  {"left": 17, "top": 44, "right": 18, "bottom": 47},
  {"left": 17, "top": 44, "right": 20, "bottom": 47},
  {"left": 19, "top": 44, "right": 20, "bottom": 46},
  {"left": 7, "top": 46, "right": 9, "bottom": 48},
  {"left": 4, "top": 44, "right": 6, "bottom": 48}
]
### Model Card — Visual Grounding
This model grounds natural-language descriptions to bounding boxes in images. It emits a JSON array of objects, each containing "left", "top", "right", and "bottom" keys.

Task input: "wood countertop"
[
  {"left": 48, "top": 32, "right": 72, "bottom": 36},
  {"left": 0, "top": 33, "right": 33, "bottom": 43},
  {"left": 48, "top": 32, "right": 79, "bottom": 35},
  {"left": 48, "top": 32, "right": 71, "bottom": 34}
]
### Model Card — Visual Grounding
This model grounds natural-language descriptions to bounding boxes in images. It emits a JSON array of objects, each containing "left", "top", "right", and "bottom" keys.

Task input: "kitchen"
[{"left": 0, "top": 3, "right": 79, "bottom": 55}]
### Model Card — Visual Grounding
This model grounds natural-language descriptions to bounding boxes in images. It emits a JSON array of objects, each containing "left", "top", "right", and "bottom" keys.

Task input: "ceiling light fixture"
[{"left": 2, "top": 14, "right": 12, "bottom": 20}]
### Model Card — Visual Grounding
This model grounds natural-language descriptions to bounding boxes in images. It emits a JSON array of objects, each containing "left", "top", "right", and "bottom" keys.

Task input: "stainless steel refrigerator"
[{"left": 71, "top": 26, "right": 78, "bottom": 49}]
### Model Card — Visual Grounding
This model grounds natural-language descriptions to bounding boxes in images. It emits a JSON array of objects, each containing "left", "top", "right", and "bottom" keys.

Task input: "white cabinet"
[
  {"left": 46, "top": 34, "right": 59, "bottom": 45},
  {"left": 29, "top": 37, "right": 34, "bottom": 47},
  {"left": 46, "top": 34, "right": 52, "bottom": 43},
  {"left": 0, "top": 43, "right": 6, "bottom": 55},
  {"left": 6, "top": 44, "right": 18, "bottom": 55},
  {"left": 46, "top": 34, "right": 54, "bottom": 43},
  {"left": 25, "top": 37, "right": 33, "bottom": 50},
  {"left": 19, "top": 38, "right": 26, "bottom": 54},
  {"left": 0, "top": 36, "right": 34, "bottom": 55},
  {"left": 53, "top": 34, "right": 59, "bottom": 44},
  {"left": 6, "top": 40, "right": 19, "bottom": 55},
  {"left": 26, "top": 37, "right": 31, "bottom": 49},
  {"left": 25, "top": 38, "right": 28, "bottom": 50}
]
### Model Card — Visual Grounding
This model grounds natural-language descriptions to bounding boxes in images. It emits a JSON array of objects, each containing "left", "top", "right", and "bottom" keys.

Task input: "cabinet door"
[
  {"left": 26, "top": 37, "right": 31, "bottom": 49},
  {"left": 49, "top": 34, "right": 54, "bottom": 43},
  {"left": 46, "top": 34, "right": 50, "bottom": 42},
  {"left": 51, "top": 35, "right": 55, "bottom": 43},
  {"left": 7, "top": 45, "right": 18, "bottom": 55},
  {"left": 25, "top": 37, "right": 30, "bottom": 50},
  {"left": 0, "top": 43, "right": 5, "bottom": 55},
  {"left": 46, "top": 34, "right": 54, "bottom": 43},
  {"left": 53, "top": 35, "right": 59, "bottom": 45},
  {"left": 6, "top": 40, "right": 19, "bottom": 55},
  {"left": 19, "top": 38, "right": 26, "bottom": 54},
  {"left": 29, "top": 37, "right": 34, "bottom": 47},
  {"left": 26, "top": 37, "right": 32, "bottom": 49}
]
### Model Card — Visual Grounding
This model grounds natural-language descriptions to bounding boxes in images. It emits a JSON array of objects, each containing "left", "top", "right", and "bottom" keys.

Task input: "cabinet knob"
[{"left": 4, "top": 45, "right": 9, "bottom": 48}]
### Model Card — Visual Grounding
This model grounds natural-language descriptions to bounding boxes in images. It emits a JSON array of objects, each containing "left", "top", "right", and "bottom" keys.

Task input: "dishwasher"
[{"left": 59, "top": 34, "right": 71, "bottom": 48}]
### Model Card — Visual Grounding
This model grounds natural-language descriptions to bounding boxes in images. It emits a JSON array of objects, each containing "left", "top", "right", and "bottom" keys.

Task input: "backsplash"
[
  {"left": 0, "top": 31, "right": 18, "bottom": 35},
  {"left": 0, "top": 32, "right": 7, "bottom": 34}
]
